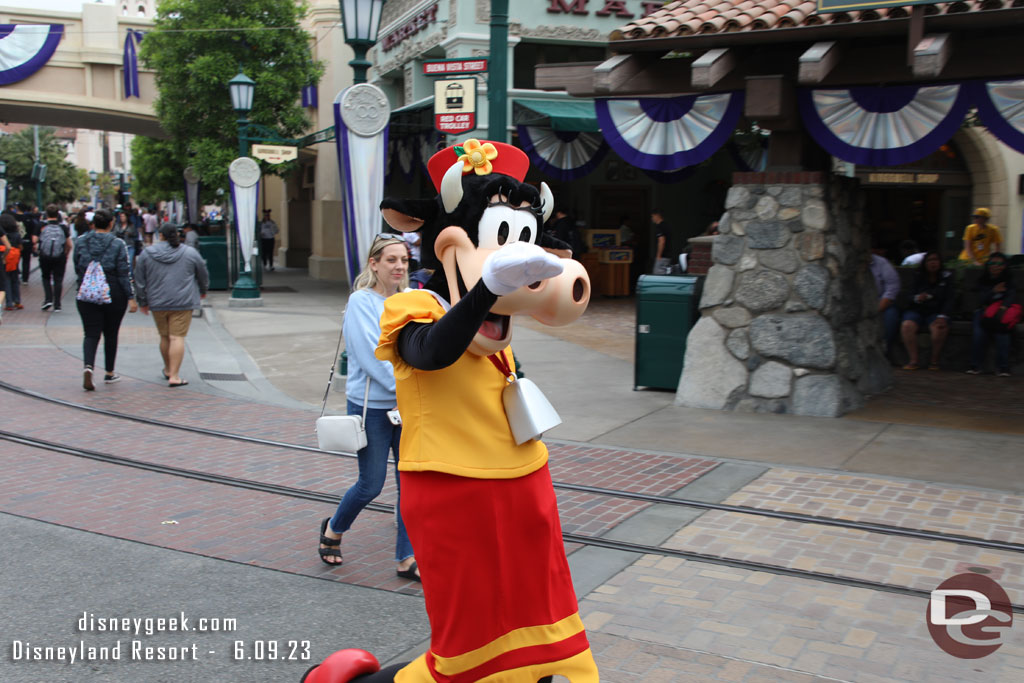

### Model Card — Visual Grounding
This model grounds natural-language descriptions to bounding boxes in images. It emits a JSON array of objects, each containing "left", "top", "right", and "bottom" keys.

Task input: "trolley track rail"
[
  {"left": 5, "top": 429, "right": 1023, "bottom": 612},
  {"left": 3, "top": 379, "right": 1022, "bottom": 555}
]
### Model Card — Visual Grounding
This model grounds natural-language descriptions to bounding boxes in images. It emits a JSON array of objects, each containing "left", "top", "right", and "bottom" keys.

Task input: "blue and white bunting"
[
  {"left": 969, "top": 79, "right": 1024, "bottom": 156},
  {"left": 0, "top": 24, "right": 63, "bottom": 86},
  {"left": 798, "top": 84, "right": 971, "bottom": 166},
  {"left": 516, "top": 126, "right": 608, "bottom": 181},
  {"left": 594, "top": 93, "right": 744, "bottom": 171},
  {"left": 301, "top": 84, "right": 318, "bottom": 108}
]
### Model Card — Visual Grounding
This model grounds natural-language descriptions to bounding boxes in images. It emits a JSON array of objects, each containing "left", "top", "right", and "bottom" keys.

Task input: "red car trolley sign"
[{"left": 434, "top": 78, "right": 476, "bottom": 135}]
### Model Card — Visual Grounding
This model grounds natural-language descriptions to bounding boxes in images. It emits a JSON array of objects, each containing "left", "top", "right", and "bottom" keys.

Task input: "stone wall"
[{"left": 676, "top": 173, "right": 892, "bottom": 417}]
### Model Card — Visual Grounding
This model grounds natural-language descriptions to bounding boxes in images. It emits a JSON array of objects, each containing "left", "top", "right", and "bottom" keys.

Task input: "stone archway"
[{"left": 955, "top": 127, "right": 1010, "bottom": 226}]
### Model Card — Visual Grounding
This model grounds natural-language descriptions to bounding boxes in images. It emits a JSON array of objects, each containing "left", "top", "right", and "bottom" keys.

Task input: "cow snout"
[{"left": 492, "top": 258, "right": 590, "bottom": 326}]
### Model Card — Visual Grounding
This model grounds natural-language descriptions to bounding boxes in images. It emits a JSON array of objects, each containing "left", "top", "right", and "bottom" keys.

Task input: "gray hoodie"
[{"left": 134, "top": 242, "right": 209, "bottom": 310}]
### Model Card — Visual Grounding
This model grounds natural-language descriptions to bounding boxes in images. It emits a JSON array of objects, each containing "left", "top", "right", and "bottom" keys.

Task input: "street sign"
[
  {"left": 423, "top": 58, "right": 488, "bottom": 76},
  {"left": 816, "top": 0, "right": 941, "bottom": 12},
  {"left": 251, "top": 144, "right": 298, "bottom": 164},
  {"left": 434, "top": 78, "right": 476, "bottom": 135}
]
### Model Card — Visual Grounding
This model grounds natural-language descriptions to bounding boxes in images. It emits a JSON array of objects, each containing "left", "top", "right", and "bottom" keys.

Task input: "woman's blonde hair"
[{"left": 352, "top": 234, "right": 410, "bottom": 292}]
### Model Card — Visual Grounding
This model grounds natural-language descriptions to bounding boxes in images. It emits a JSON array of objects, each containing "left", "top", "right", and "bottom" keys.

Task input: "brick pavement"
[{"left": 580, "top": 554, "right": 1024, "bottom": 682}]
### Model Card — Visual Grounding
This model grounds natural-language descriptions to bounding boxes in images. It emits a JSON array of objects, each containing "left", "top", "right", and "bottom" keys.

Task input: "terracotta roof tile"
[{"left": 612, "top": 0, "right": 1014, "bottom": 41}]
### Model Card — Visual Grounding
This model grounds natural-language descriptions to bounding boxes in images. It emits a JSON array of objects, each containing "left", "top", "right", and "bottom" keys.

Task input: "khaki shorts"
[{"left": 152, "top": 309, "right": 193, "bottom": 337}]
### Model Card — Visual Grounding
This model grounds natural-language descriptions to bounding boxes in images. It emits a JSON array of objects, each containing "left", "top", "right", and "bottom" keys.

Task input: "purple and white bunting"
[
  {"left": 0, "top": 24, "right": 63, "bottom": 85},
  {"left": 797, "top": 84, "right": 971, "bottom": 166},
  {"left": 595, "top": 92, "right": 744, "bottom": 171},
  {"left": 517, "top": 126, "right": 608, "bottom": 181},
  {"left": 122, "top": 29, "right": 144, "bottom": 98}
]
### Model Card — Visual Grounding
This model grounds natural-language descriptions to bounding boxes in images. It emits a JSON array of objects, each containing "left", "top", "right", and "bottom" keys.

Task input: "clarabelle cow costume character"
[{"left": 303, "top": 140, "right": 598, "bottom": 682}]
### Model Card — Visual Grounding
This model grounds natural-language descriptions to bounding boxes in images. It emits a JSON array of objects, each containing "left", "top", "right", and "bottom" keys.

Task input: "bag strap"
[{"left": 318, "top": 308, "right": 373, "bottom": 424}]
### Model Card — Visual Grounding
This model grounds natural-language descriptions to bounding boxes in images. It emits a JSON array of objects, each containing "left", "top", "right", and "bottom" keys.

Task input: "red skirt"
[{"left": 396, "top": 464, "right": 598, "bottom": 682}]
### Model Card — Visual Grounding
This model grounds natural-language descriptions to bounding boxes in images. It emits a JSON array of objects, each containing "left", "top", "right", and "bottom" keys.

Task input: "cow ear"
[{"left": 380, "top": 198, "right": 437, "bottom": 233}]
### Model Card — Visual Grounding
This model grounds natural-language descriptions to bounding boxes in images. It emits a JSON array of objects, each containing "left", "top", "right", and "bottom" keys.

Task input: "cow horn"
[
  {"left": 441, "top": 160, "right": 465, "bottom": 214},
  {"left": 540, "top": 182, "right": 554, "bottom": 224}
]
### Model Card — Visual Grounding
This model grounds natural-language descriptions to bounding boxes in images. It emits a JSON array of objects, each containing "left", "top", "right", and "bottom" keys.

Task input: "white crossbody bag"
[{"left": 315, "top": 310, "right": 369, "bottom": 453}]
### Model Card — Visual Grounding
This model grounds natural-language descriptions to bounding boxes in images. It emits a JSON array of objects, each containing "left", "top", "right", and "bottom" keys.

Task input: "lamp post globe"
[{"left": 339, "top": 0, "right": 386, "bottom": 84}]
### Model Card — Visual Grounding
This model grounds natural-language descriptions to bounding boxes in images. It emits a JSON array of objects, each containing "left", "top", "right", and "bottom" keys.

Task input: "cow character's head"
[{"left": 380, "top": 139, "right": 590, "bottom": 356}]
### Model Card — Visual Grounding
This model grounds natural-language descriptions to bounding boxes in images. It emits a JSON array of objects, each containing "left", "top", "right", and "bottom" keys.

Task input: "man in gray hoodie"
[{"left": 134, "top": 223, "right": 210, "bottom": 387}]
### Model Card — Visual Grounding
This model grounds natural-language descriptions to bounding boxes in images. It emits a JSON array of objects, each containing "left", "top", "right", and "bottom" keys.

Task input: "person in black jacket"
[
  {"left": 73, "top": 209, "right": 138, "bottom": 390},
  {"left": 967, "top": 252, "right": 1016, "bottom": 376},
  {"left": 899, "top": 251, "right": 955, "bottom": 370}
]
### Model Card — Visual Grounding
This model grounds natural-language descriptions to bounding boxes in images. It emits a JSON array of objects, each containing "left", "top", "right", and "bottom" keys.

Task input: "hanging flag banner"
[
  {"left": 434, "top": 78, "right": 476, "bottom": 134},
  {"left": 516, "top": 126, "right": 608, "bottom": 181},
  {"left": 183, "top": 166, "right": 200, "bottom": 225},
  {"left": 301, "top": 83, "right": 318, "bottom": 108},
  {"left": 0, "top": 24, "right": 63, "bottom": 85},
  {"left": 595, "top": 92, "right": 744, "bottom": 171},
  {"left": 334, "top": 83, "right": 390, "bottom": 285},
  {"left": 122, "top": 29, "right": 145, "bottom": 98},
  {"left": 798, "top": 84, "right": 971, "bottom": 166},
  {"left": 229, "top": 157, "right": 261, "bottom": 273}
]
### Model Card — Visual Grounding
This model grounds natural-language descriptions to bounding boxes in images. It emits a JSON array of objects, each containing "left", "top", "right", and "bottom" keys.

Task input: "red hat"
[{"left": 427, "top": 138, "right": 529, "bottom": 192}]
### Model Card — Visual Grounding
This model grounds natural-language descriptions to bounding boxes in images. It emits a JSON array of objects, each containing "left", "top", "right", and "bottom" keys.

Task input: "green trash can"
[
  {"left": 197, "top": 235, "right": 229, "bottom": 290},
  {"left": 634, "top": 274, "right": 703, "bottom": 390}
]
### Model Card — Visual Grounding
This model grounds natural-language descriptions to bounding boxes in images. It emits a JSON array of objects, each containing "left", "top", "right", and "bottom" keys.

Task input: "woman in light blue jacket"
[{"left": 318, "top": 234, "right": 419, "bottom": 581}]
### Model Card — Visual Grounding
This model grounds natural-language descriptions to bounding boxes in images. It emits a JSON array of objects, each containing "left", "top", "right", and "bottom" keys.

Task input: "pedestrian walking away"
[
  {"left": 318, "top": 234, "right": 418, "bottom": 581},
  {"left": 73, "top": 209, "right": 138, "bottom": 390},
  {"left": 260, "top": 209, "right": 279, "bottom": 271},
  {"left": 14, "top": 203, "right": 39, "bottom": 284},
  {"left": 1, "top": 213, "right": 23, "bottom": 310},
  {"left": 134, "top": 223, "right": 209, "bottom": 387},
  {"left": 38, "top": 204, "right": 74, "bottom": 312}
]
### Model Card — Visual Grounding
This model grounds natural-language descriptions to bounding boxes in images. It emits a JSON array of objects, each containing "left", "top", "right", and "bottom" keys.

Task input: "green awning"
[{"left": 513, "top": 99, "right": 600, "bottom": 133}]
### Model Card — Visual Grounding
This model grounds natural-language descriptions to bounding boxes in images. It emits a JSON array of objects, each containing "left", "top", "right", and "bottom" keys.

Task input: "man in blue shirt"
[{"left": 869, "top": 253, "right": 901, "bottom": 359}]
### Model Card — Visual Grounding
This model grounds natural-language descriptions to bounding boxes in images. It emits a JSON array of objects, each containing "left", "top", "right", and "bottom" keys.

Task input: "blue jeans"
[
  {"left": 881, "top": 305, "right": 900, "bottom": 354},
  {"left": 4, "top": 269, "right": 21, "bottom": 305},
  {"left": 329, "top": 400, "right": 413, "bottom": 562},
  {"left": 971, "top": 310, "right": 1011, "bottom": 373}
]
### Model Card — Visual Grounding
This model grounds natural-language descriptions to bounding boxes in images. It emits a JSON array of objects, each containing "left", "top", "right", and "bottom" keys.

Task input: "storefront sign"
[
  {"left": 817, "top": 0, "right": 942, "bottom": 12},
  {"left": 423, "top": 59, "right": 488, "bottom": 76},
  {"left": 434, "top": 78, "right": 476, "bottom": 134},
  {"left": 251, "top": 144, "right": 298, "bottom": 164},
  {"left": 866, "top": 172, "right": 940, "bottom": 184},
  {"left": 546, "top": 0, "right": 665, "bottom": 18},
  {"left": 380, "top": 3, "right": 438, "bottom": 52}
]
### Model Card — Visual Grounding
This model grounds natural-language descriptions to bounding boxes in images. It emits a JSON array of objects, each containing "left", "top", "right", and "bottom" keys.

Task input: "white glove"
[{"left": 481, "top": 241, "right": 564, "bottom": 296}]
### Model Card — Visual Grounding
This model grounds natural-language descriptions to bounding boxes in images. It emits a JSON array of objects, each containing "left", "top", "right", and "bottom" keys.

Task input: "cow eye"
[{"left": 477, "top": 205, "right": 516, "bottom": 250}]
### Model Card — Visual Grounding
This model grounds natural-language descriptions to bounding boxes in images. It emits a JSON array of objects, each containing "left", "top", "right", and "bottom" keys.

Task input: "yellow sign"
[
  {"left": 866, "top": 172, "right": 940, "bottom": 185},
  {"left": 251, "top": 144, "right": 298, "bottom": 164}
]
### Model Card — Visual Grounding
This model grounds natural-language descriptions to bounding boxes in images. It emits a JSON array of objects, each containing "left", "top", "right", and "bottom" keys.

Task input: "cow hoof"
[{"left": 301, "top": 648, "right": 380, "bottom": 682}]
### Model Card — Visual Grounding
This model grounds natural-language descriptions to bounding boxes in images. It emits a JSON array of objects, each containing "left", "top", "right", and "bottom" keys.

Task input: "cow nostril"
[
  {"left": 528, "top": 281, "right": 542, "bottom": 290},
  {"left": 572, "top": 278, "right": 585, "bottom": 302}
]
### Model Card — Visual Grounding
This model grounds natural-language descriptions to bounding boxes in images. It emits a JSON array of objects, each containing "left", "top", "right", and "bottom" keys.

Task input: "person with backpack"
[
  {"left": 73, "top": 209, "right": 138, "bottom": 391},
  {"left": 38, "top": 204, "right": 73, "bottom": 312},
  {"left": 1, "top": 213, "right": 23, "bottom": 310}
]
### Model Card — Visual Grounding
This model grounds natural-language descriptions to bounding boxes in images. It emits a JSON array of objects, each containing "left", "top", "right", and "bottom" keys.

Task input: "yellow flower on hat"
[{"left": 457, "top": 139, "right": 498, "bottom": 176}]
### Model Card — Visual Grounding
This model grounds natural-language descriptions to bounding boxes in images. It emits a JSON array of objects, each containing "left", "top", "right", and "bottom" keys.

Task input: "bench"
[{"left": 892, "top": 266, "right": 1024, "bottom": 372}]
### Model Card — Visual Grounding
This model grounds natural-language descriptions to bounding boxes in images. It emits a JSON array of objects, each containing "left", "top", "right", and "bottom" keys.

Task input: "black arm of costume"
[{"left": 397, "top": 281, "right": 499, "bottom": 371}]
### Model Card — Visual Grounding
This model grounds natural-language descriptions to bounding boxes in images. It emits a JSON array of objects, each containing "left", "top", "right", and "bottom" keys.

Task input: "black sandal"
[
  {"left": 396, "top": 561, "right": 421, "bottom": 582},
  {"left": 318, "top": 517, "right": 342, "bottom": 566}
]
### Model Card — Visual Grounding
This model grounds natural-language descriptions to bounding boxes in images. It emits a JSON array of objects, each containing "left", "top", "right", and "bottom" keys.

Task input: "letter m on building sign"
[{"left": 548, "top": 0, "right": 589, "bottom": 15}]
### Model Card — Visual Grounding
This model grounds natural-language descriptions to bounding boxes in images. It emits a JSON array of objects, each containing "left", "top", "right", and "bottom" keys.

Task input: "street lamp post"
[
  {"left": 228, "top": 70, "right": 261, "bottom": 302},
  {"left": 88, "top": 170, "right": 98, "bottom": 208},
  {"left": 339, "top": 0, "right": 386, "bottom": 85}
]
